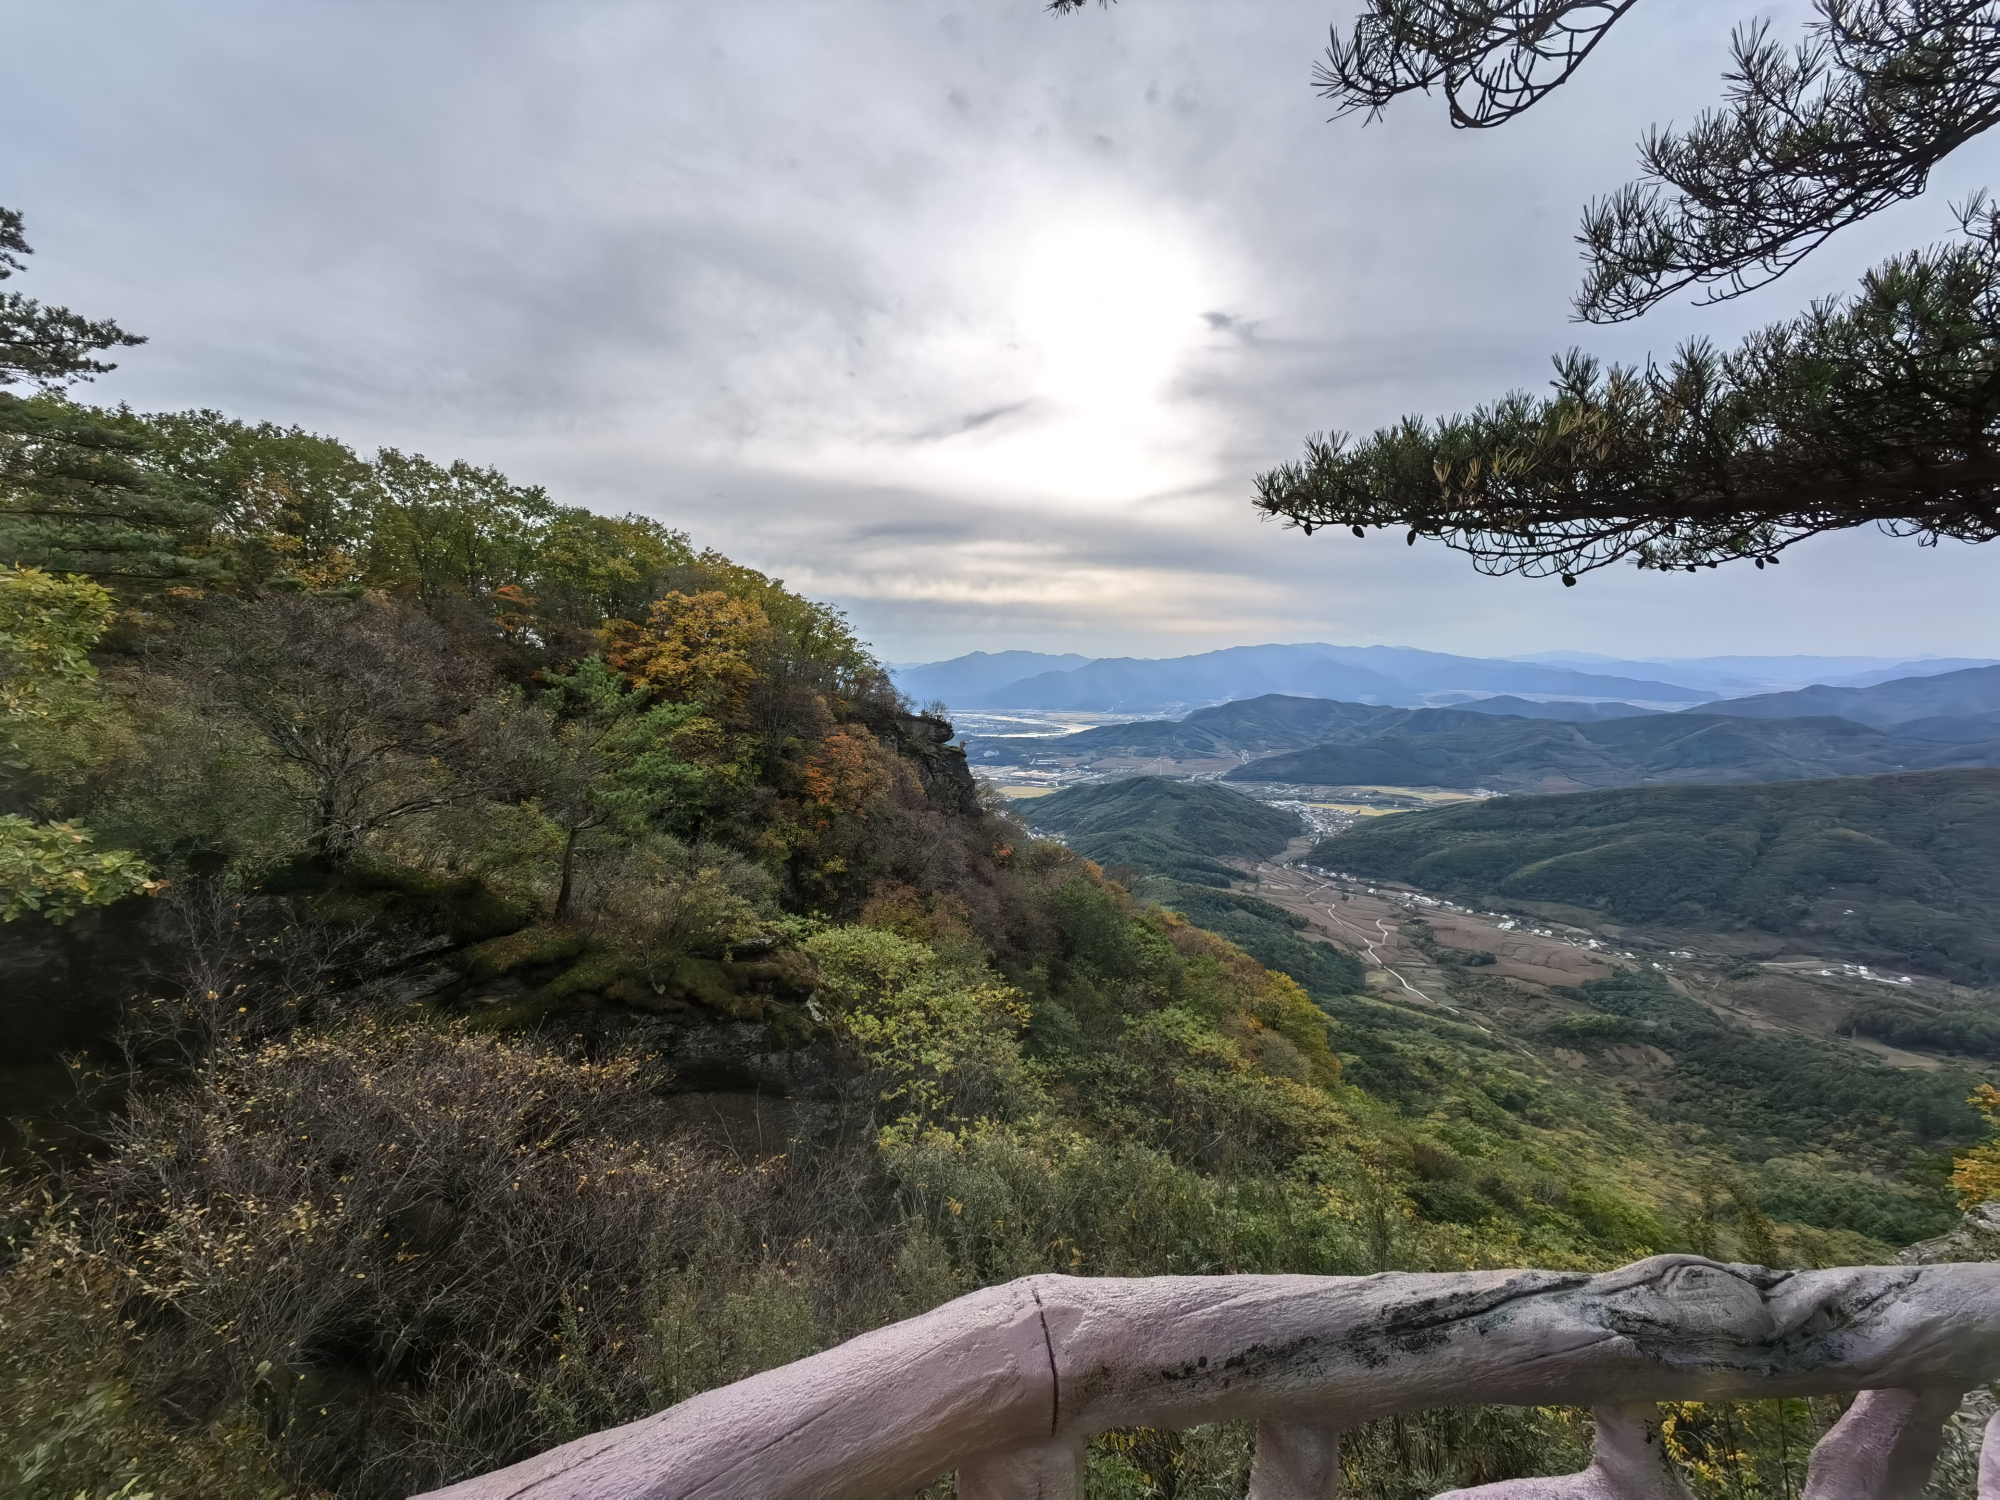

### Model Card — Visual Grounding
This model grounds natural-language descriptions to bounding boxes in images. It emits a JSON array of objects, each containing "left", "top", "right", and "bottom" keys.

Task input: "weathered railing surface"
[{"left": 415, "top": 1255, "right": 2000, "bottom": 1499}]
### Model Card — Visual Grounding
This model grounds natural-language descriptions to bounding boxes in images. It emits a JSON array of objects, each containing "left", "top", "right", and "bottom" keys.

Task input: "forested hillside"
[
  {"left": 1228, "top": 708, "right": 2000, "bottom": 792},
  {"left": 1316, "top": 770, "right": 2000, "bottom": 983},
  {"left": 1019, "top": 775, "right": 1301, "bottom": 885},
  {"left": 0, "top": 390, "right": 1840, "bottom": 1500}
]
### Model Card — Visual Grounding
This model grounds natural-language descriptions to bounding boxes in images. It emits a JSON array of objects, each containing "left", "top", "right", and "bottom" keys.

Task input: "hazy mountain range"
[
  {"left": 892, "top": 645, "right": 1999, "bottom": 716},
  {"left": 967, "top": 668, "right": 2000, "bottom": 794},
  {"left": 1681, "top": 664, "right": 2000, "bottom": 727}
]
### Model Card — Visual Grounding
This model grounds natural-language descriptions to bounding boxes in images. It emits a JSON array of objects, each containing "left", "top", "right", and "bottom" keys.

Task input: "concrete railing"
[{"left": 415, "top": 1255, "right": 2000, "bottom": 1499}]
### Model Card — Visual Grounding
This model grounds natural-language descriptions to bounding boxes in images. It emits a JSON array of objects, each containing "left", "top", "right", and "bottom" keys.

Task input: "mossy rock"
[
  {"left": 454, "top": 930, "right": 638, "bottom": 1027},
  {"left": 603, "top": 951, "right": 815, "bottom": 1020},
  {"left": 264, "top": 857, "right": 532, "bottom": 943},
  {"left": 660, "top": 957, "right": 767, "bottom": 1019},
  {"left": 459, "top": 925, "right": 590, "bottom": 981},
  {"left": 536, "top": 948, "right": 637, "bottom": 1005}
]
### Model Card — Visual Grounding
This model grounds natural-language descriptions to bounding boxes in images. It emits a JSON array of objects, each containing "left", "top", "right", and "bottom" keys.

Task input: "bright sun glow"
[
  {"left": 1013, "top": 223, "right": 1209, "bottom": 421},
  {"left": 965, "top": 220, "right": 1221, "bottom": 499},
  {"left": 760, "top": 209, "right": 1235, "bottom": 506}
]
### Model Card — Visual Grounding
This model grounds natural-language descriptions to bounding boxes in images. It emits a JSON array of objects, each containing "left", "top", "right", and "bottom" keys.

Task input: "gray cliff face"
[
  {"left": 1900, "top": 1202, "right": 2000, "bottom": 1265},
  {"left": 861, "top": 707, "right": 980, "bottom": 814}
]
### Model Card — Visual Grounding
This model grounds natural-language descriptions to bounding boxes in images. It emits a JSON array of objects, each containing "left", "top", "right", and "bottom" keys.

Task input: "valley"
[
  {"left": 1015, "top": 773, "right": 1998, "bottom": 1259},
  {"left": 1249, "top": 847, "right": 1977, "bottom": 1071}
]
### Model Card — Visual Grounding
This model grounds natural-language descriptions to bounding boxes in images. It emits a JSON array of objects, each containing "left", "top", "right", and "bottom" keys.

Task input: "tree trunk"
[{"left": 555, "top": 826, "right": 580, "bottom": 922}]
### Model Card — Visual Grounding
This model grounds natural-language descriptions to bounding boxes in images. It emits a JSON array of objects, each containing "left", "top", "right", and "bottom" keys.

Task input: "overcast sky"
[{"left": 4, "top": 0, "right": 1998, "bottom": 663}]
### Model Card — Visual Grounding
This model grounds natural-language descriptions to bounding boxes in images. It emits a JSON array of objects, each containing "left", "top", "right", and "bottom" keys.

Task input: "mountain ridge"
[
  {"left": 964, "top": 692, "right": 2000, "bottom": 792},
  {"left": 900, "top": 642, "right": 1720, "bottom": 713},
  {"left": 1685, "top": 665, "right": 2000, "bottom": 727},
  {"left": 896, "top": 645, "right": 2000, "bottom": 716}
]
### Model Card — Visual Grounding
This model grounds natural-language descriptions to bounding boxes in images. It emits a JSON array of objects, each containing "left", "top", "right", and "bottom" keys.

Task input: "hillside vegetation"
[
  {"left": 1231, "top": 709, "right": 2000, "bottom": 792},
  {"left": 4, "top": 388, "right": 1996, "bottom": 1497},
  {"left": 1018, "top": 775, "right": 1302, "bottom": 885},
  {"left": 1315, "top": 770, "right": 2000, "bottom": 983},
  {"left": 1051, "top": 781, "right": 1988, "bottom": 1256},
  {"left": 1020, "top": 777, "right": 1372, "bottom": 1003}
]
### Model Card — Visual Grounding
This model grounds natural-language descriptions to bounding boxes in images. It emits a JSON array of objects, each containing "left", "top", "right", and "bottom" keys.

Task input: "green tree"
[
  {"left": 138, "top": 409, "right": 378, "bottom": 588},
  {"left": 179, "top": 593, "right": 507, "bottom": 857},
  {"left": 0, "top": 209, "right": 217, "bottom": 586},
  {"left": 2, "top": 395, "right": 221, "bottom": 585},
  {"left": 527, "top": 656, "right": 708, "bottom": 919},
  {"left": 367, "top": 449, "right": 555, "bottom": 598},
  {"left": 0, "top": 206, "right": 143, "bottom": 390},
  {"left": 0, "top": 565, "right": 158, "bottom": 921},
  {"left": 533, "top": 509, "right": 696, "bottom": 626},
  {"left": 1214, "top": 4, "right": 2000, "bottom": 580}
]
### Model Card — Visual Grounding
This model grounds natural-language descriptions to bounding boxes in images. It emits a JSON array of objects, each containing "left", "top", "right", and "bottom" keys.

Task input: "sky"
[{"left": 4, "top": 0, "right": 1998, "bottom": 664}]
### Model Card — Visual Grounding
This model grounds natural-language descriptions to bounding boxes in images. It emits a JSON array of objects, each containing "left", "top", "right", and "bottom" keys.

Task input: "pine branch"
[
  {"left": 1317, "top": 1, "right": 1641, "bottom": 128},
  {"left": 1254, "top": 212, "right": 2000, "bottom": 580},
  {"left": 1578, "top": 1, "right": 2000, "bottom": 321}
]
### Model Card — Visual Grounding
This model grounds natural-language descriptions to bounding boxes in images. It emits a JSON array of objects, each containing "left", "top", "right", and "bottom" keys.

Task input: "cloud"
[{"left": 3, "top": 0, "right": 1995, "bottom": 661}]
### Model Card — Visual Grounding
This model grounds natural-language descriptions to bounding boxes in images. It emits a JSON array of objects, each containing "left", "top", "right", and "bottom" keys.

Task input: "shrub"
[{"left": 73, "top": 1017, "right": 756, "bottom": 1497}]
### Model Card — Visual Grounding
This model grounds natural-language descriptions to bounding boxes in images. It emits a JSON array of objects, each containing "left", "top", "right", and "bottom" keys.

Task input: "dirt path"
[{"left": 1247, "top": 860, "right": 1555, "bottom": 1059}]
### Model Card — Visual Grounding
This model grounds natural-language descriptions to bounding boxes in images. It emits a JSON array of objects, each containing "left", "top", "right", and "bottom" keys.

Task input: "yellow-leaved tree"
[{"left": 1952, "top": 1085, "right": 2000, "bottom": 1206}]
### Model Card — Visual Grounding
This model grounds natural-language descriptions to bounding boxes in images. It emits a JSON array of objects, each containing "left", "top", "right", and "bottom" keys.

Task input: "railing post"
[
  {"left": 1434, "top": 1404, "right": 1690, "bottom": 1497},
  {"left": 1247, "top": 1419, "right": 1341, "bottom": 1499},
  {"left": 957, "top": 1440, "right": 1086, "bottom": 1500},
  {"left": 1799, "top": 1388, "right": 1963, "bottom": 1499}
]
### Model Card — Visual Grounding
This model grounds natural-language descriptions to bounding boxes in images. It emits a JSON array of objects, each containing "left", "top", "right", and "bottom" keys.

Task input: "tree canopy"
[{"left": 1216, "top": 3, "right": 2000, "bottom": 580}]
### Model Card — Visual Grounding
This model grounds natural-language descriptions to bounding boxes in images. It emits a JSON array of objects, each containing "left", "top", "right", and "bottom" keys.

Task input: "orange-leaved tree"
[{"left": 801, "top": 728, "right": 894, "bottom": 833}]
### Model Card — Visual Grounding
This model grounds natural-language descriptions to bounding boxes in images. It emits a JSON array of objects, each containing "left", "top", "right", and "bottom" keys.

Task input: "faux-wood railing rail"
[{"left": 414, "top": 1255, "right": 2000, "bottom": 1499}]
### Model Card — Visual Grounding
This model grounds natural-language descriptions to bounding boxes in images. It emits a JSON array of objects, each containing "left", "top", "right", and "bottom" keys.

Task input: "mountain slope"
[
  {"left": 1018, "top": 776, "right": 1302, "bottom": 886},
  {"left": 1437, "top": 695, "right": 1658, "bottom": 722},
  {"left": 1223, "top": 708, "right": 2000, "bottom": 792},
  {"left": 1702, "top": 665, "right": 2000, "bottom": 726},
  {"left": 1312, "top": 768, "right": 2000, "bottom": 983}
]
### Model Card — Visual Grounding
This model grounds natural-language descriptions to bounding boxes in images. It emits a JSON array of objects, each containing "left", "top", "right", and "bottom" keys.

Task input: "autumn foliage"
[
  {"left": 603, "top": 590, "right": 770, "bottom": 716},
  {"left": 1952, "top": 1084, "right": 2000, "bottom": 1206}
]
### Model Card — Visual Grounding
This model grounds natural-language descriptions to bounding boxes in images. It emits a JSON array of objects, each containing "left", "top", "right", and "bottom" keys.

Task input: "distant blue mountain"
[
  {"left": 1692, "top": 664, "right": 2000, "bottom": 727},
  {"left": 934, "top": 643, "right": 1716, "bottom": 713},
  {"left": 1511, "top": 653, "right": 1998, "bottom": 694},
  {"left": 890, "top": 651, "right": 1094, "bottom": 703}
]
